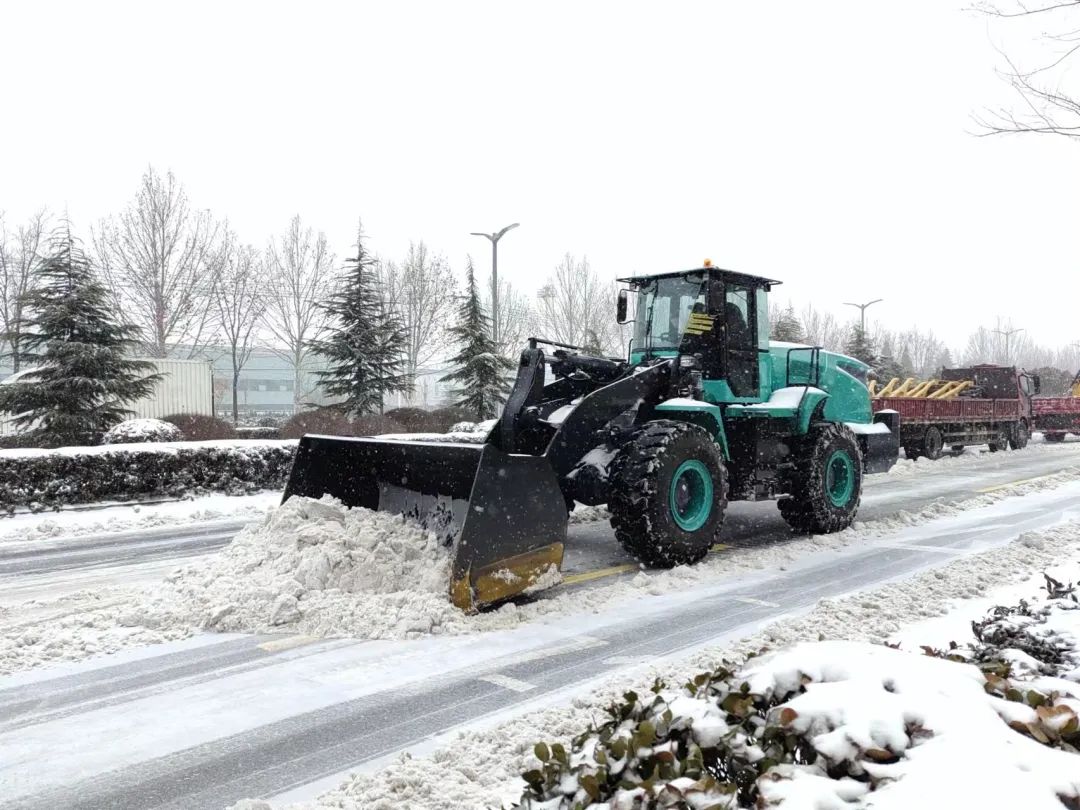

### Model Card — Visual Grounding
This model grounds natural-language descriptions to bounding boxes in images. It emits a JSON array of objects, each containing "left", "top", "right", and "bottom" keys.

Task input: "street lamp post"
[
  {"left": 843, "top": 298, "right": 884, "bottom": 333},
  {"left": 993, "top": 325, "right": 1024, "bottom": 364},
  {"left": 470, "top": 223, "right": 520, "bottom": 344}
]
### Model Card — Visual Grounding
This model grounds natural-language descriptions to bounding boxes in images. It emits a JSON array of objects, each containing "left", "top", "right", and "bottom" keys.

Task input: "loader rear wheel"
[
  {"left": 608, "top": 420, "right": 727, "bottom": 568},
  {"left": 778, "top": 423, "right": 863, "bottom": 534}
]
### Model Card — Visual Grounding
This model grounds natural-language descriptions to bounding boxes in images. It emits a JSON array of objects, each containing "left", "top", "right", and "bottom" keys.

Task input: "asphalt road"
[{"left": 3, "top": 441, "right": 1080, "bottom": 809}]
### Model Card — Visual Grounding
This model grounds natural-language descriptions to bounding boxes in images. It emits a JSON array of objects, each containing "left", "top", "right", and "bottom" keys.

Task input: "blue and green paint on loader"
[{"left": 283, "top": 264, "right": 899, "bottom": 610}]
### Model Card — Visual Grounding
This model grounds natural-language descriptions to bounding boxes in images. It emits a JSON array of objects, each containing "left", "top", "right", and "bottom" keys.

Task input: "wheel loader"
[{"left": 282, "top": 263, "right": 899, "bottom": 611}]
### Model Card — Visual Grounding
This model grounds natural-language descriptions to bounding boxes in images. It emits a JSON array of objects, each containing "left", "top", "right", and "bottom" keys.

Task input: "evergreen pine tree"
[
  {"left": 309, "top": 225, "right": 411, "bottom": 415},
  {"left": 899, "top": 345, "right": 915, "bottom": 377},
  {"left": 0, "top": 224, "right": 161, "bottom": 446},
  {"left": 771, "top": 305, "right": 805, "bottom": 343},
  {"left": 440, "top": 258, "right": 513, "bottom": 418},
  {"left": 843, "top": 325, "right": 879, "bottom": 369}
]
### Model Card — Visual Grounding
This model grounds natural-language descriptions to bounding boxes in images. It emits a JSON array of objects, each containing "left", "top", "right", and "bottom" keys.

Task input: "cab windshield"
[{"left": 632, "top": 273, "right": 706, "bottom": 353}]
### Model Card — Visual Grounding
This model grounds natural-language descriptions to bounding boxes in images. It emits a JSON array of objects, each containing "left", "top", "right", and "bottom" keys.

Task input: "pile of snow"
[
  {"left": 269, "top": 521, "right": 1080, "bottom": 810},
  {"left": 156, "top": 497, "right": 460, "bottom": 638},
  {"left": 377, "top": 419, "right": 497, "bottom": 444},
  {"left": 102, "top": 418, "right": 183, "bottom": 445}
]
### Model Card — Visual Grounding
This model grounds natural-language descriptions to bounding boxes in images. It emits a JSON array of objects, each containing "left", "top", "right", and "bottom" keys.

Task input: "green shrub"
[
  {"left": 0, "top": 441, "right": 296, "bottom": 513},
  {"left": 280, "top": 407, "right": 357, "bottom": 440},
  {"left": 430, "top": 405, "right": 477, "bottom": 432},
  {"left": 164, "top": 413, "right": 238, "bottom": 441},
  {"left": 384, "top": 407, "right": 440, "bottom": 432}
]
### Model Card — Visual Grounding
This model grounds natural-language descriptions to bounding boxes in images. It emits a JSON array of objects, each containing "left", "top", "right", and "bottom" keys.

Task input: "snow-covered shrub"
[
  {"left": 384, "top": 407, "right": 439, "bottom": 432},
  {"left": 102, "top": 418, "right": 183, "bottom": 445},
  {"left": 236, "top": 426, "right": 280, "bottom": 440},
  {"left": 0, "top": 441, "right": 296, "bottom": 513},
  {"left": 164, "top": 413, "right": 238, "bottom": 441},
  {"left": 431, "top": 405, "right": 475, "bottom": 432},
  {"left": 281, "top": 407, "right": 357, "bottom": 439}
]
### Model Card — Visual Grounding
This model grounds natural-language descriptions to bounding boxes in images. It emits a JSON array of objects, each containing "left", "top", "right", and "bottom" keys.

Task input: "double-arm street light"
[
  {"left": 843, "top": 298, "right": 884, "bottom": 333},
  {"left": 470, "top": 222, "right": 520, "bottom": 344},
  {"left": 993, "top": 325, "right": 1024, "bottom": 364}
]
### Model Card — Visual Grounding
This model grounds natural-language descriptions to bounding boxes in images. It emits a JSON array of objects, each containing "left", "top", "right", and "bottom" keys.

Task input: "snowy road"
[
  {"left": 3, "top": 442, "right": 1080, "bottom": 808},
  {"left": 5, "top": 441, "right": 1080, "bottom": 594}
]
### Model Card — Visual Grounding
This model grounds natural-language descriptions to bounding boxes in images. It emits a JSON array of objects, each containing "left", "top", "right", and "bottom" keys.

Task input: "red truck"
[
  {"left": 872, "top": 365, "right": 1038, "bottom": 460},
  {"left": 1032, "top": 372, "right": 1080, "bottom": 442}
]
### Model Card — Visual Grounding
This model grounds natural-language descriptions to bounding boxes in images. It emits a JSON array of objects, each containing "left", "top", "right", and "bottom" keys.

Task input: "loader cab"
[{"left": 618, "top": 265, "right": 778, "bottom": 403}]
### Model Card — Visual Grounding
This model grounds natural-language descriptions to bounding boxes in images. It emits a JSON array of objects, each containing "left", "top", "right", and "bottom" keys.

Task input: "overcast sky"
[{"left": 2, "top": 0, "right": 1077, "bottom": 349}]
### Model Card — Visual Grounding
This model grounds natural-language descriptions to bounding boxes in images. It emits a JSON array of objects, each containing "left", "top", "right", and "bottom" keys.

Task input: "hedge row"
[{"left": 0, "top": 441, "right": 298, "bottom": 513}]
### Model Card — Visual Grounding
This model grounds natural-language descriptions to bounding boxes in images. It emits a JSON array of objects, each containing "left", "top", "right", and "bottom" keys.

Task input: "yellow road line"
[
  {"left": 976, "top": 473, "right": 1060, "bottom": 494},
  {"left": 561, "top": 544, "right": 730, "bottom": 586},
  {"left": 562, "top": 564, "right": 638, "bottom": 584}
]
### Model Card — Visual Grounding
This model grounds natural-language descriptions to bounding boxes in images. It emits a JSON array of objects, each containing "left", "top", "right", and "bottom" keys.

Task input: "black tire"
[
  {"left": 1010, "top": 421, "right": 1030, "bottom": 451},
  {"left": 1046, "top": 432, "right": 1067, "bottom": 443},
  {"left": 778, "top": 423, "right": 863, "bottom": 534},
  {"left": 923, "top": 426, "right": 944, "bottom": 461},
  {"left": 904, "top": 445, "right": 921, "bottom": 461},
  {"left": 608, "top": 420, "right": 728, "bottom": 567},
  {"left": 988, "top": 427, "right": 1010, "bottom": 452},
  {"left": 951, "top": 445, "right": 965, "bottom": 455}
]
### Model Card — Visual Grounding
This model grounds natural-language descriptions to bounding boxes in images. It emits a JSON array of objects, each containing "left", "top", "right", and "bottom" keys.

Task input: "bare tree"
[
  {"left": 976, "top": 1, "right": 1080, "bottom": 139},
  {"left": 94, "top": 168, "right": 222, "bottom": 357},
  {"left": 482, "top": 275, "right": 532, "bottom": 358},
  {"left": 799, "top": 303, "right": 845, "bottom": 352},
  {"left": 213, "top": 229, "right": 267, "bottom": 424},
  {"left": 380, "top": 241, "right": 456, "bottom": 397},
  {"left": 533, "top": 254, "right": 622, "bottom": 355},
  {"left": 263, "top": 215, "right": 335, "bottom": 410},
  {"left": 0, "top": 208, "right": 50, "bottom": 371}
]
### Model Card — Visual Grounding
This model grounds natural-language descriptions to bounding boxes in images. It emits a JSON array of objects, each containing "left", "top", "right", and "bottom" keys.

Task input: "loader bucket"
[{"left": 282, "top": 435, "right": 567, "bottom": 611}]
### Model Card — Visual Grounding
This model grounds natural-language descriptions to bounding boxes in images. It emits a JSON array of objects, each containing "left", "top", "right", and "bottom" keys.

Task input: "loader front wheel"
[
  {"left": 779, "top": 423, "right": 862, "bottom": 534},
  {"left": 608, "top": 421, "right": 727, "bottom": 568}
]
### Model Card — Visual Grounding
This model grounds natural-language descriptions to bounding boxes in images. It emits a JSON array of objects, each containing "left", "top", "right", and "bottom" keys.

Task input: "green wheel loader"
[{"left": 282, "top": 264, "right": 899, "bottom": 611}]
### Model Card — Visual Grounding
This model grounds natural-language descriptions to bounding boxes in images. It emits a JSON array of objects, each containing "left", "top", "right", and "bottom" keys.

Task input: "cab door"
[{"left": 719, "top": 281, "right": 759, "bottom": 397}]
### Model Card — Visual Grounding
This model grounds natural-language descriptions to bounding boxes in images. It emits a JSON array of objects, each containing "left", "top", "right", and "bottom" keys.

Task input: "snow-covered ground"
[
  {"left": 0, "top": 491, "right": 280, "bottom": 545},
  {"left": 3, "top": 466, "right": 1078, "bottom": 677},
  {"left": 268, "top": 520, "right": 1080, "bottom": 810}
]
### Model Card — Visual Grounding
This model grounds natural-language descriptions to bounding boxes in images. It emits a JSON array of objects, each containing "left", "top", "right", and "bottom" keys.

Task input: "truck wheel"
[
  {"left": 923, "top": 427, "right": 944, "bottom": 461},
  {"left": 608, "top": 420, "right": 728, "bottom": 567},
  {"left": 1010, "top": 421, "right": 1030, "bottom": 450},
  {"left": 904, "top": 445, "right": 921, "bottom": 461},
  {"left": 1046, "top": 432, "right": 1066, "bottom": 443},
  {"left": 951, "top": 445, "right": 965, "bottom": 455},
  {"left": 989, "top": 428, "right": 1010, "bottom": 452},
  {"left": 779, "top": 423, "right": 863, "bottom": 534}
]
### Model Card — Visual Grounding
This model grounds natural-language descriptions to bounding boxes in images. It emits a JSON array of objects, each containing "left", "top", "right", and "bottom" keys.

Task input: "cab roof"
[{"left": 617, "top": 266, "right": 782, "bottom": 290}]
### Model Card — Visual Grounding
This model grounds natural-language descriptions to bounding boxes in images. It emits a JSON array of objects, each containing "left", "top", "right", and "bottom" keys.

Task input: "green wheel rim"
[
  {"left": 669, "top": 459, "right": 713, "bottom": 531},
  {"left": 825, "top": 450, "right": 856, "bottom": 508}
]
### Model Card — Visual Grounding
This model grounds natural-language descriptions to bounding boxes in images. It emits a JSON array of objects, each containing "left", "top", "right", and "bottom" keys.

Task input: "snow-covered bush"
[
  {"left": 0, "top": 441, "right": 296, "bottom": 513},
  {"left": 518, "top": 573, "right": 1080, "bottom": 810},
  {"left": 102, "top": 418, "right": 184, "bottom": 445},
  {"left": 164, "top": 413, "right": 238, "bottom": 441}
]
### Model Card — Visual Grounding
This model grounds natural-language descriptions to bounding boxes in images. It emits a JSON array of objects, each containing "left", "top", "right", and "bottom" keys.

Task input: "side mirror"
[
  {"left": 616, "top": 289, "right": 632, "bottom": 324},
  {"left": 1032, "top": 375, "right": 1041, "bottom": 395}
]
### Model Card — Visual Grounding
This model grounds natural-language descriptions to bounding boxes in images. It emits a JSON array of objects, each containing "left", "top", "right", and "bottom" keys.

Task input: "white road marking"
[
  {"left": 258, "top": 635, "right": 319, "bottom": 653},
  {"left": 733, "top": 596, "right": 780, "bottom": 608},
  {"left": 875, "top": 542, "right": 961, "bottom": 555},
  {"left": 479, "top": 673, "right": 537, "bottom": 693},
  {"left": 605, "top": 655, "right": 653, "bottom": 665}
]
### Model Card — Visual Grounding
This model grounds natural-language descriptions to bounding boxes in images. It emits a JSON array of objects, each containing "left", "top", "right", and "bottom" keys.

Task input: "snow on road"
[
  {"left": 4, "top": 464, "right": 1080, "bottom": 676},
  {"left": 0, "top": 491, "right": 280, "bottom": 545},
  {"left": 283, "top": 519, "right": 1080, "bottom": 810}
]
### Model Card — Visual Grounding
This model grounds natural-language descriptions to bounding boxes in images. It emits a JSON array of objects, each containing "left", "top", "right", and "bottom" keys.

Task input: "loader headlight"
[{"left": 679, "top": 355, "right": 700, "bottom": 369}]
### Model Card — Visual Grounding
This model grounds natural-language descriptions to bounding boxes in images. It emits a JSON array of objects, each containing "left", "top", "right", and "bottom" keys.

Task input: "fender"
[{"left": 654, "top": 398, "right": 730, "bottom": 459}]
